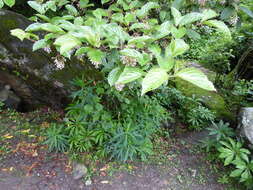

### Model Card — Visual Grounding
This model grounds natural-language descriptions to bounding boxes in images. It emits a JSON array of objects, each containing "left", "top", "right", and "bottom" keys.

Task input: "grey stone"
[
  {"left": 0, "top": 9, "right": 102, "bottom": 110},
  {"left": 238, "top": 107, "right": 253, "bottom": 144},
  {"left": 72, "top": 163, "right": 88, "bottom": 180}
]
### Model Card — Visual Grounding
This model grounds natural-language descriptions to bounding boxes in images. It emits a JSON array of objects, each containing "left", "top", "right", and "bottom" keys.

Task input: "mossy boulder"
[
  {"left": 0, "top": 10, "right": 102, "bottom": 110},
  {"left": 175, "top": 78, "right": 235, "bottom": 122}
]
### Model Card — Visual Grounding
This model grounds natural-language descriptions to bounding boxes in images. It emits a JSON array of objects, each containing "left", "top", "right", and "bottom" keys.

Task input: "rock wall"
[{"left": 0, "top": 10, "right": 102, "bottom": 110}]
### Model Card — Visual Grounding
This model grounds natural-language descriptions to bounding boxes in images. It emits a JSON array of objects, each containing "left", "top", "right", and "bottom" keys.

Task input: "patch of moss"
[{"left": 175, "top": 78, "right": 235, "bottom": 122}]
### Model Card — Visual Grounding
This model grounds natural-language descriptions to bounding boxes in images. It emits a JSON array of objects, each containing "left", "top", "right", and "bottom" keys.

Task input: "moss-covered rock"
[{"left": 175, "top": 78, "right": 235, "bottom": 122}]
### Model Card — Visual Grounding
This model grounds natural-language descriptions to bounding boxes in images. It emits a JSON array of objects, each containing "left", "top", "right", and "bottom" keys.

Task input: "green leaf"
[
  {"left": 186, "top": 29, "right": 201, "bottom": 40},
  {"left": 179, "top": 12, "right": 203, "bottom": 26},
  {"left": 54, "top": 34, "right": 81, "bottom": 54},
  {"left": 28, "top": 1, "right": 45, "bottom": 14},
  {"left": 224, "top": 155, "right": 234, "bottom": 166},
  {"left": 116, "top": 67, "right": 144, "bottom": 84},
  {"left": 221, "top": 7, "right": 235, "bottom": 20},
  {"left": 3, "top": 0, "right": 14, "bottom": 7},
  {"left": 74, "top": 26, "right": 101, "bottom": 47},
  {"left": 10, "top": 29, "right": 30, "bottom": 41},
  {"left": 171, "top": 7, "right": 182, "bottom": 26},
  {"left": 33, "top": 39, "right": 49, "bottom": 51},
  {"left": 172, "top": 0, "right": 185, "bottom": 10},
  {"left": 65, "top": 4, "right": 78, "bottom": 16},
  {"left": 128, "top": 36, "right": 152, "bottom": 47},
  {"left": 201, "top": 9, "right": 218, "bottom": 22},
  {"left": 204, "top": 20, "right": 231, "bottom": 40},
  {"left": 101, "top": 0, "right": 110, "bottom": 4},
  {"left": 125, "top": 13, "right": 136, "bottom": 25},
  {"left": 0, "top": 0, "right": 4, "bottom": 8},
  {"left": 136, "top": 2, "right": 160, "bottom": 18},
  {"left": 175, "top": 67, "right": 216, "bottom": 91},
  {"left": 141, "top": 68, "right": 169, "bottom": 95},
  {"left": 40, "top": 23, "right": 64, "bottom": 33},
  {"left": 230, "top": 169, "right": 243, "bottom": 177},
  {"left": 108, "top": 67, "right": 122, "bottom": 86},
  {"left": 86, "top": 48, "right": 105, "bottom": 63},
  {"left": 169, "top": 39, "right": 189, "bottom": 57},
  {"left": 171, "top": 26, "right": 186, "bottom": 38},
  {"left": 25, "top": 23, "right": 43, "bottom": 32},
  {"left": 120, "top": 48, "right": 143, "bottom": 59},
  {"left": 240, "top": 6, "right": 253, "bottom": 18},
  {"left": 154, "top": 21, "right": 173, "bottom": 39},
  {"left": 112, "top": 13, "right": 124, "bottom": 24}
]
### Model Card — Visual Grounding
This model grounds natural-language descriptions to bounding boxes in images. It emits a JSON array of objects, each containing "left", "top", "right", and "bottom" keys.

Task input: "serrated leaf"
[
  {"left": 10, "top": 29, "right": 29, "bottom": 41},
  {"left": 116, "top": 67, "right": 144, "bottom": 84},
  {"left": 130, "top": 23, "right": 147, "bottom": 31},
  {"left": 171, "top": 26, "right": 186, "bottom": 38},
  {"left": 154, "top": 21, "right": 172, "bottom": 39},
  {"left": 108, "top": 67, "right": 122, "bottom": 86},
  {"left": 76, "top": 26, "right": 101, "bottom": 47},
  {"left": 33, "top": 39, "right": 49, "bottom": 51},
  {"left": 86, "top": 48, "right": 105, "bottom": 63},
  {"left": 201, "top": 9, "right": 218, "bottom": 22},
  {"left": 186, "top": 29, "right": 201, "bottom": 40},
  {"left": 204, "top": 19, "right": 231, "bottom": 40},
  {"left": 28, "top": 1, "right": 45, "bottom": 14},
  {"left": 179, "top": 12, "right": 203, "bottom": 26},
  {"left": 54, "top": 34, "right": 81, "bottom": 54},
  {"left": 65, "top": 4, "right": 78, "bottom": 16},
  {"left": 3, "top": 0, "right": 14, "bottom": 7},
  {"left": 169, "top": 39, "right": 189, "bottom": 57},
  {"left": 125, "top": 13, "right": 136, "bottom": 25},
  {"left": 171, "top": 7, "right": 182, "bottom": 26},
  {"left": 128, "top": 36, "right": 152, "bottom": 46},
  {"left": 175, "top": 67, "right": 216, "bottom": 91},
  {"left": 120, "top": 48, "right": 143, "bottom": 59},
  {"left": 136, "top": 2, "right": 160, "bottom": 18},
  {"left": 112, "top": 13, "right": 124, "bottom": 24},
  {"left": 141, "top": 68, "right": 169, "bottom": 95}
]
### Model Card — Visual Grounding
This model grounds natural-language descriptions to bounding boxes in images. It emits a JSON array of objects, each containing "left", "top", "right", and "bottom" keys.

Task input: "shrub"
[
  {"left": 155, "top": 87, "right": 215, "bottom": 130},
  {"left": 44, "top": 123, "right": 69, "bottom": 152}
]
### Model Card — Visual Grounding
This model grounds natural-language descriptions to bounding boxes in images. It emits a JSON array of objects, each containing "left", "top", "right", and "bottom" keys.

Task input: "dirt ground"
[{"left": 0, "top": 111, "right": 240, "bottom": 190}]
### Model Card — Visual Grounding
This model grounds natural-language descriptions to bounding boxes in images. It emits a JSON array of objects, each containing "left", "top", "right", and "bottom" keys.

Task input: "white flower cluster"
[
  {"left": 43, "top": 46, "right": 51, "bottom": 54},
  {"left": 53, "top": 56, "right": 66, "bottom": 70},
  {"left": 229, "top": 15, "right": 238, "bottom": 26},
  {"left": 121, "top": 55, "right": 137, "bottom": 67},
  {"left": 90, "top": 60, "right": 101, "bottom": 68},
  {"left": 115, "top": 83, "right": 125, "bottom": 91}
]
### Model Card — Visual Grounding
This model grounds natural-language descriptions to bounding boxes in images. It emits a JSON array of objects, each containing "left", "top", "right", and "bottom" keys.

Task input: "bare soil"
[{"left": 0, "top": 111, "right": 240, "bottom": 190}]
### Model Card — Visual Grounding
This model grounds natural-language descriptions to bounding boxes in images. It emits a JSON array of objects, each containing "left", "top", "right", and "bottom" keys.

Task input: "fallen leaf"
[
  {"left": 3, "top": 134, "right": 13, "bottom": 139},
  {"left": 101, "top": 180, "right": 109, "bottom": 184}
]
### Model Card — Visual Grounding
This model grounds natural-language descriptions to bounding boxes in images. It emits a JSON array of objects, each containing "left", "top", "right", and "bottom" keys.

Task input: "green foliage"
[
  {"left": 0, "top": 0, "right": 15, "bottom": 8},
  {"left": 201, "top": 120, "right": 253, "bottom": 188},
  {"left": 207, "top": 120, "right": 235, "bottom": 141},
  {"left": 61, "top": 79, "right": 169, "bottom": 161},
  {"left": 155, "top": 87, "right": 215, "bottom": 130},
  {"left": 0, "top": 101, "right": 4, "bottom": 112},
  {"left": 44, "top": 123, "right": 69, "bottom": 152},
  {"left": 9, "top": 0, "right": 233, "bottom": 95},
  {"left": 232, "top": 79, "right": 253, "bottom": 102}
]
